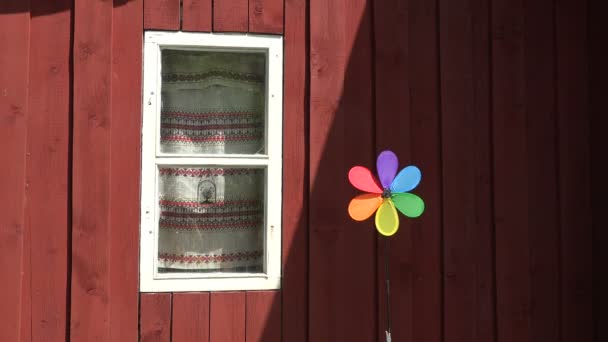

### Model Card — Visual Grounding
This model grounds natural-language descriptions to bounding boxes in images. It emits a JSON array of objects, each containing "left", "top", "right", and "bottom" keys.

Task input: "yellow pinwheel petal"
[
  {"left": 375, "top": 199, "right": 399, "bottom": 236},
  {"left": 348, "top": 194, "right": 383, "bottom": 221}
]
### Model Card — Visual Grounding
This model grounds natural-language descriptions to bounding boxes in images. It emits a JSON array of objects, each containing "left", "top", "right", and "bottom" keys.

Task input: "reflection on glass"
[
  {"left": 157, "top": 166, "right": 265, "bottom": 273},
  {"left": 160, "top": 49, "right": 266, "bottom": 154}
]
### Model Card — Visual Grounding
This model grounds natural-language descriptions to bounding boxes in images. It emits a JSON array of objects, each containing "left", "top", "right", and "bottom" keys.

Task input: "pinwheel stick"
[
  {"left": 384, "top": 237, "right": 392, "bottom": 342},
  {"left": 347, "top": 150, "right": 426, "bottom": 342}
]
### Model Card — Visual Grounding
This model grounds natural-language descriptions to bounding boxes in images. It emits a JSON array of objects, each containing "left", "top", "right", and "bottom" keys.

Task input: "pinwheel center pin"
[{"left": 381, "top": 188, "right": 392, "bottom": 198}]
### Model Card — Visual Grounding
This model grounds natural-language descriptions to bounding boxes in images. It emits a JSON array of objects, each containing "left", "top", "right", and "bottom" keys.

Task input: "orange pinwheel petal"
[
  {"left": 348, "top": 166, "right": 383, "bottom": 193},
  {"left": 348, "top": 193, "right": 383, "bottom": 221}
]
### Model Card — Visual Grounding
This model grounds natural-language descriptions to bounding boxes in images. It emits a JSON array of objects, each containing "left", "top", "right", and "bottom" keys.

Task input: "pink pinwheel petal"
[
  {"left": 348, "top": 166, "right": 383, "bottom": 193},
  {"left": 377, "top": 150, "right": 398, "bottom": 189}
]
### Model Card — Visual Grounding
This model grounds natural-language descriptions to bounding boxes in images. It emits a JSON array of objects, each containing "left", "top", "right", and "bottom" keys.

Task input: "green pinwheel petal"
[
  {"left": 392, "top": 193, "right": 425, "bottom": 218},
  {"left": 375, "top": 199, "right": 399, "bottom": 236}
]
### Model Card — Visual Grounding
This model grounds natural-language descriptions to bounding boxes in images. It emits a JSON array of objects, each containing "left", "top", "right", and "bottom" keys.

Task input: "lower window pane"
[{"left": 157, "top": 166, "right": 265, "bottom": 274}]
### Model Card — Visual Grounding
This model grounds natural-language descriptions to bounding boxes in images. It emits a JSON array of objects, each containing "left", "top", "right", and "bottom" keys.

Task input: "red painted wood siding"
[
  {"left": 249, "top": 0, "right": 284, "bottom": 34},
  {"left": 172, "top": 293, "right": 210, "bottom": 342},
  {"left": 282, "top": 0, "right": 308, "bottom": 340},
  {"left": 0, "top": 2, "right": 30, "bottom": 341},
  {"left": 439, "top": 1, "right": 495, "bottom": 341},
  {"left": 144, "top": 0, "right": 181, "bottom": 30},
  {"left": 28, "top": 2, "right": 72, "bottom": 341},
  {"left": 71, "top": 0, "right": 142, "bottom": 341},
  {"left": 589, "top": 0, "right": 606, "bottom": 340},
  {"left": 0, "top": 0, "right": 602, "bottom": 341},
  {"left": 140, "top": 293, "right": 172, "bottom": 342},
  {"left": 182, "top": 0, "right": 212, "bottom": 32}
]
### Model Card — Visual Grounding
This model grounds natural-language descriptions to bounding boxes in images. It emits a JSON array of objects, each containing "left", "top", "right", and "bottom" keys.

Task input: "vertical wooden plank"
[
  {"left": 588, "top": 0, "right": 606, "bottom": 340},
  {"left": 249, "top": 0, "right": 283, "bottom": 34},
  {"left": 372, "top": 0, "right": 413, "bottom": 338},
  {"left": 373, "top": 0, "right": 442, "bottom": 341},
  {"left": 556, "top": 0, "right": 593, "bottom": 341},
  {"left": 210, "top": 292, "right": 246, "bottom": 342},
  {"left": 182, "top": 0, "right": 212, "bottom": 32},
  {"left": 144, "top": 0, "right": 180, "bottom": 30},
  {"left": 439, "top": 0, "right": 495, "bottom": 340},
  {"left": 109, "top": 0, "right": 143, "bottom": 341},
  {"left": 407, "top": 0, "right": 443, "bottom": 342},
  {"left": 172, "top": 293, "right": 210, "bottom": 342},
  {"left": 140, "top": 293, "right": 172, "bottom": 342},
  {"left": 282, "top": 0, "right": 308, "bottom": 340},
  {"left": 246, "top": 291, "right": 281, "bottom": 342},
  {"left": 26, "top": 1, "right": 71, "bottom": 341},
  {"left": 492, "top": 0, "right": 532, "bottom": 341},
  {"left": 309, "top": 0, "right": 376, "bottom": 341},
  {"left": 71, "top": 0, "right": 113, "bottom": 340},
  {"left": 524, "top": 0, "right": 561, "bottom": 341},
  {"left": 213, "top": 0, "right": 248, "bottom": 32},
  {"left": 0, "top": 2, "right": 29, "bottom": 341}
]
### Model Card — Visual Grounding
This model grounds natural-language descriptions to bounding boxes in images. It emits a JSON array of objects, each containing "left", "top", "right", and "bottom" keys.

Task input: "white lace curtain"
[{"left": 157, "top": 50, "right": 266, "bottom": 272}]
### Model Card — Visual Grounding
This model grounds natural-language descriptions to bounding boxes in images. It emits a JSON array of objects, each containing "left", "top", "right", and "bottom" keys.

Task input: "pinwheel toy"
[
  {"left": 348, "top": 150, "right": 425, "bottom": 236},
  {"left": 347, "top": 150, "right": 425, "bottom": 342}
]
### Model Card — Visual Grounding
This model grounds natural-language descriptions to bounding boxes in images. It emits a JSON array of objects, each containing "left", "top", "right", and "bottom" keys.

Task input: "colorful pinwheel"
[{"left": 348, "top": 150, "right": 425, "bottom": 236}]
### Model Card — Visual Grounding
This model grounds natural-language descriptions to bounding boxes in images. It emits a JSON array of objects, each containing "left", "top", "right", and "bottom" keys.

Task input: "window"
[{"left": 140, "top": 32, "right": 283, "bottom": 292}]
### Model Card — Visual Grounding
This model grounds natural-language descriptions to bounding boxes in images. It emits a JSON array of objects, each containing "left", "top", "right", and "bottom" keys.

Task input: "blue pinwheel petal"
[
  {"left": 376, "top": 150, "right": 398, "bottom": 189},
  {"left": 389, "top": 165, "right": 421, "bottom": 193}
]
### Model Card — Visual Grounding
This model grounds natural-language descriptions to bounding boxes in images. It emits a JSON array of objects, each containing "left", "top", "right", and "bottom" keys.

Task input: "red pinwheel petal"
[{"left": 348, "top": 166, "right": 383, "bottom": 193}]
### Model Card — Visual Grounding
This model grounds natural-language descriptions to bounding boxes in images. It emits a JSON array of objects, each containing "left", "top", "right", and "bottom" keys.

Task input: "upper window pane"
[{"left": 160, "top": 49, "right": 266, "bottom": 155}]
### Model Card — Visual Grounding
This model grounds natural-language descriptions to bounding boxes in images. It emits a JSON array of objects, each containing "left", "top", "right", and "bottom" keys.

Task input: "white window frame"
[{"left": 140, "top": 31, "right": 283, "bottom": 292}]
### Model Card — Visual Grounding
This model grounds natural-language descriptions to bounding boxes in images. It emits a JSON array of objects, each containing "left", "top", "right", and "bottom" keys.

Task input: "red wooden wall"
[{"left": 0, "top": 0, "right": 604, "bottom": 341}]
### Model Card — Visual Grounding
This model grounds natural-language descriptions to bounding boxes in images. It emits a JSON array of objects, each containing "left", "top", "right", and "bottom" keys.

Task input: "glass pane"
[
  {"left": 157, "top": 166, "right": 265, "bottom": 273},
  {"left": 160, "top": 49, "right": 266, "bottom": 155}
]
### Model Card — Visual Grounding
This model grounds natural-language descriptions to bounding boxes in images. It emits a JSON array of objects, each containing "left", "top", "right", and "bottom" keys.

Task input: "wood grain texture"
[
  {"left": 144, "top": 0, "right": 181, "bottom": 30},
  {"left": 439, "top": 0, "right": 495, "bottom": 341},
  {"left": 210, "top": 292, "right": 246, "bottom": 342},
  {"left": 588, "top": 1, "right": 606, "bottom": 340},
  {"left": 556, "top": 0, "right": 593, "bottom": 341},
  {"left": 0, "top": 2, "right": 30, "bottom": 341},
  {"left": 109, "top": 0, "right": 143, "bottom": 341},
  {"left": 246, "top": 291, "right": 281, "bottom": 342},
  {"left": 140, "top": 293, "right": 172, "bottom": 342},
  {"left": 492, "top": 0, "right": 532, "bottom": 341},
  {"left": 249, "top": 0, "right": 283, "bottom": 34},
  {"left": 172, "top": 293, "right": 210, "bottom": 342},
  {"left": 372, "top": 0, "right": 413, "bottom": 337},
  {"left": 524, "top": 0, "right": 560, "bottom": 340},
  {"left": 309, "top": 0, "right": 376, "bottom": 341},
  {"left": 403, "top": 0, "right": 442, "bottom": 341},
  {"left": 373, "top": 0, "right": 442, "bottom": 341},
  {"left": 282, "top": 0, "right": 308, "bottom": 340},
  {"left": 26, "top": 2, "right": 71, "bottom": 341},
  {"left": 182, "top": 0, "right": 212, "bottom": 32},
  {"left": 70, "top": 0, "right": 113, "bottom": 340},
  {"left": 213, "top": 0, "right": 248, "bottom": 32}
]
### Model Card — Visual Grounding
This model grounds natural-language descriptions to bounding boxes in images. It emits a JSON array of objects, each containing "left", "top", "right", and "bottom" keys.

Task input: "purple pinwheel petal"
[{"left": 377, "top": 150, "right": 399, "bottom": 189}]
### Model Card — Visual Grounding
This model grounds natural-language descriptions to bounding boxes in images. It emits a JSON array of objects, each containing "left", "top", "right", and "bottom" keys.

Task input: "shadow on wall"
[{"left": 267, "top": 0, "right": 401, "bottom": 340}]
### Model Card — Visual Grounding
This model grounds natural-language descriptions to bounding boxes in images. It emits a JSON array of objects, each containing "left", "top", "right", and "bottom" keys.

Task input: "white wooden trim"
[
  {"left": 140, "top": 40, "right": 160, "bottom": 292},
  {"left": 141, "top": 276, "right": 282, "bottom": 293},
  {"left": 140, "top": 31, "right": 283, "bottom": 293}
]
